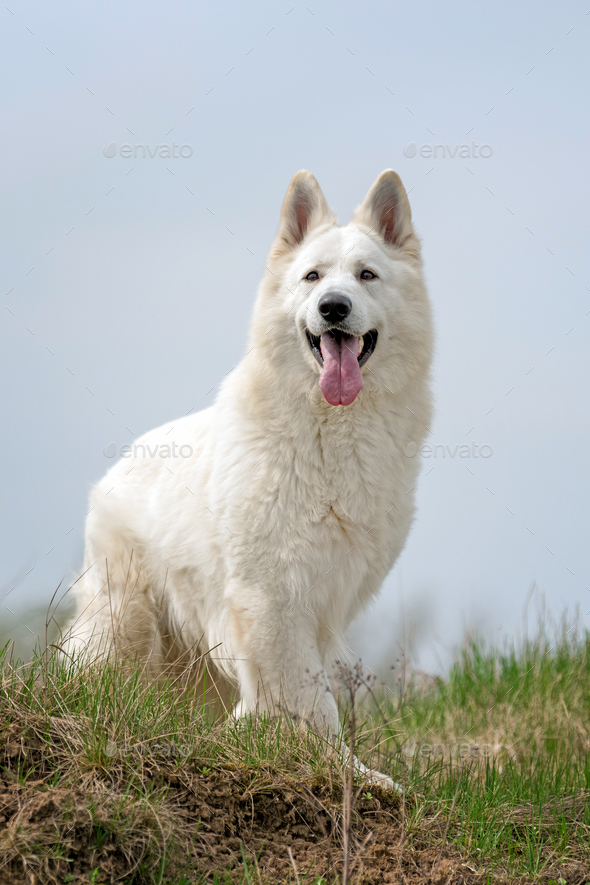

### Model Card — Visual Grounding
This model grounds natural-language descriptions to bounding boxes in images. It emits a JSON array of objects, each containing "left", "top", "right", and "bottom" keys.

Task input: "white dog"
[{"left": 64, "top": 170, "right": 433, "bottom": 776}]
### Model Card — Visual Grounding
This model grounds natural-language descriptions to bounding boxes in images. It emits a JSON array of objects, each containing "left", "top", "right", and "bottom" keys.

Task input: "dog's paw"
[
  {"left": 362, "top": 767, "right": 404, "bottom": 793},
  {"left": 351, "top": 754, "right": 403, "bottom": 792}
]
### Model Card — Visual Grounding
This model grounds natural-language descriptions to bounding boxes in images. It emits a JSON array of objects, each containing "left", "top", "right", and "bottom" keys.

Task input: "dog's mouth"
[
  {"left": 305, "top": 329, "right": 378, "bottom": 369},
  {"left": 305, "top": 329, "right": 378, "bottom": 406}
]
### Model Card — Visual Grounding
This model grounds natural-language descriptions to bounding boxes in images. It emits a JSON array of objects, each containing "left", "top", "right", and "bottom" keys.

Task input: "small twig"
[
  {"left": 106, "top": 557, "right": 118, "bottom": 666},
  {"left": 398, "top": 784, "right": 406, "bottom": 883},
  {"left": 337, "top": 661, "right": 375, "bottom": 885},
  {"left": 287, "top": 846, "right": 300, "bottom": 884},
  {"left": 575, "top": 631, "right": 590, "bottom": 686},
  {"left": 341, "top": 668, "right": 358, "bottom": 885},
  {"left": 45, "top": 578, "right": 64, "bottom": 703}
]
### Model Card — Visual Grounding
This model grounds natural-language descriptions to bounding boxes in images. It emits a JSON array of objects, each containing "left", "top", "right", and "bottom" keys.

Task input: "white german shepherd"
[{"left": 64, "top": 170, "right": 433, "bottom": 780}]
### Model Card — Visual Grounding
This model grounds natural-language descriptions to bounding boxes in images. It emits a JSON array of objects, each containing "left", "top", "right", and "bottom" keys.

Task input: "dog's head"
[{"left": 250, "top": 170, "right": 432, "bottom": 408}]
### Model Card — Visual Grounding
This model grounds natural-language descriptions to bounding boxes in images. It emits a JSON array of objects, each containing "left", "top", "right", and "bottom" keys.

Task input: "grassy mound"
[{"left": 1, "top": 619, "right": 589, "bottom": 884}]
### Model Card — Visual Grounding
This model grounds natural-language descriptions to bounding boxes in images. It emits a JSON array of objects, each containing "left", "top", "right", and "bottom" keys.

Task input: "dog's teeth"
[{"left": 358, "top": 337, "right": 364, "bottom": 356}]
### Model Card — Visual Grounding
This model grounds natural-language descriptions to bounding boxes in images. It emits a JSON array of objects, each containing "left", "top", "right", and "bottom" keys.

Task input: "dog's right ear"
[{"left": 273, "top": 171, "right": 335, "bottom": 255}]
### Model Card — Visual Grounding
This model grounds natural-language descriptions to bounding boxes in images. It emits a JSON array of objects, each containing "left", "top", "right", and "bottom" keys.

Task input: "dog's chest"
[
  {"left": 247, "top": 417, "right": 403, "bottom": 547},
  {"left": 261, "top": 426, "right": 406, "bottom": 598},
  {"left": 214, "top": 402, "right": 415, "bottom": 591}
]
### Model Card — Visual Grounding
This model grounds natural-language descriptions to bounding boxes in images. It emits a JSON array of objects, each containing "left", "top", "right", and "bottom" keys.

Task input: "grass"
[
  {"left": 364, "top": 612, "right": 590, "bottom": 881},
  {"left": 0, "top": 612, "right": 589, "bottom": 883}
]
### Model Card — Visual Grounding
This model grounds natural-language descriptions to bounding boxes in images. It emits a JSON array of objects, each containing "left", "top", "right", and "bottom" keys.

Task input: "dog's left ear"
[{"left": 354, "top": 170, "right": 414, "bottom": 248}]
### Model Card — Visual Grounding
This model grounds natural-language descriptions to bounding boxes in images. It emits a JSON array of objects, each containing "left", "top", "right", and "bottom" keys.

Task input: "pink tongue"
[{"left": 318, "top": 334, "right": 363, "bottom": 406}]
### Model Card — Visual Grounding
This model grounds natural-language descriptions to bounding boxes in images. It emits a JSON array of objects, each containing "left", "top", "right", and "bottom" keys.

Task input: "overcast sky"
[{"left": 1, "top": 0, "right": 589, "bottom": 672}]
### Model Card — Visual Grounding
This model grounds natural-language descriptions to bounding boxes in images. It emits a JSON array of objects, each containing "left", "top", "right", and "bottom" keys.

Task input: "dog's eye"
[
  {"left": 360, "top": 269, "right": 377, "bottom": 281},
  {"left": 305, "top": 271, "right": 320, "bottom": 281}
]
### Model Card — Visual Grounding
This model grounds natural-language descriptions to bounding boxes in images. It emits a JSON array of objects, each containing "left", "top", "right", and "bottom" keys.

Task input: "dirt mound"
[
  {"left": 0, "top": 765, "right": 483, "bottom": 885},
  {"left": 2, "top": 718, "right": 589, "bottom": 883}
]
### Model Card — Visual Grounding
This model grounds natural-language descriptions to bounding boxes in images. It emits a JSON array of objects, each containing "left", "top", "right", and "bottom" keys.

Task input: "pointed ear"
[
  {"left": 354, "top": 170, "right": 414, "bottom": 248},
  {"left": 274, "top": 171, "right": 335, "bottom": 255}
]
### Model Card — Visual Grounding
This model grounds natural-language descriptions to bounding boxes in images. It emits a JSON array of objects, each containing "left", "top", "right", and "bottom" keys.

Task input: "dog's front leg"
[
  {"left": 223, "top": 583, "right": 399, "bottom": 790},
  {"left": 224, "top": 584, "right": 340, "bottom": 734}
]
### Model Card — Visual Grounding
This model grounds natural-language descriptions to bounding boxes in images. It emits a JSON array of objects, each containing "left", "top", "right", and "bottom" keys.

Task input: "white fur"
[{"left": 64, "top": 171, "right": 433, "bottom": 769}]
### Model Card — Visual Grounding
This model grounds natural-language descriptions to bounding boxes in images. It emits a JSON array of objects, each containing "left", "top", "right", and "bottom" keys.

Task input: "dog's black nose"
[{"left": 318, "top": 292, "right": 352, "bottom": 323}]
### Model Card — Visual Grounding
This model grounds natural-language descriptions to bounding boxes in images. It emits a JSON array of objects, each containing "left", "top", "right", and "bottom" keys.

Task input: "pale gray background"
[{"left": 1, "top": 0, "right": 589, "bottom": 671}]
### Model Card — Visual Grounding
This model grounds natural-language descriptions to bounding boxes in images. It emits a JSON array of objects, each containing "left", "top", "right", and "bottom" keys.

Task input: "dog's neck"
[{"left": 227, "top": 348, "right": 422, "bottom": 449}]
